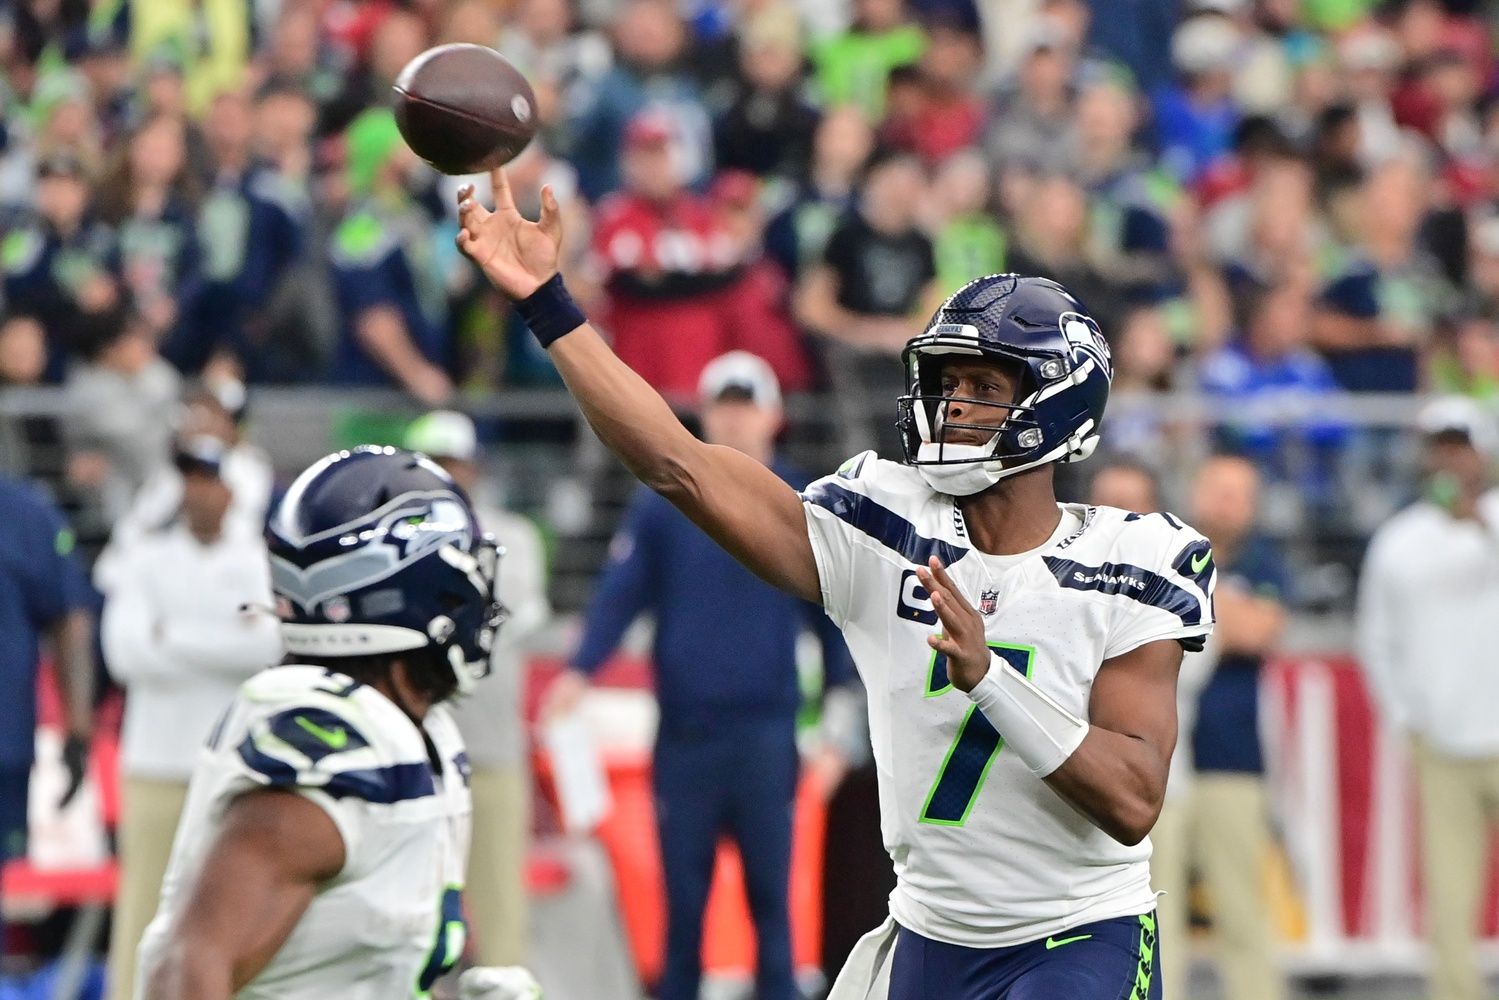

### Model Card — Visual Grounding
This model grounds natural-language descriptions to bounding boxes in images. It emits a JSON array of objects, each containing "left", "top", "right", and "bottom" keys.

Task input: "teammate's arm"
[
  {"left": 455, "top": 172, "right": 820, "bottom": 603},
  {"left": 143, "top": 790, "right": 344, "bottom": 1000},
  {"left": 919, "top": 557, "right": 1180, "bottom": 846}
]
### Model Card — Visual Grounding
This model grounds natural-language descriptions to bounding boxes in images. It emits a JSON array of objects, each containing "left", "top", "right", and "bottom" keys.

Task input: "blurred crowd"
[{"left": 0, "top": 0, "right": 1495, "bottom": 419}]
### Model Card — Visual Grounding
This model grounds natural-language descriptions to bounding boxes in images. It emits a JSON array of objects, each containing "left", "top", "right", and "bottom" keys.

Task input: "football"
[{"left": 391, "top": 43, "right": 538, "bottom": 175}]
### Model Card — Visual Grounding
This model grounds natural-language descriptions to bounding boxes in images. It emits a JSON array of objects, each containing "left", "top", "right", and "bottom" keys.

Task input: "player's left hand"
[
  {"left": 458, "top": 965, "right": 543, "bottom": 999},
  {"left": 916, "top": 556, "right": 990, "bottom": 693}
]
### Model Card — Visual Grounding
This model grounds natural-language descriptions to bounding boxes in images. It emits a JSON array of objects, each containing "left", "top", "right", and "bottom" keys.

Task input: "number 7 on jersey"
[{"left": 920, "top": 641, "right": 1036, "bottom": 826}]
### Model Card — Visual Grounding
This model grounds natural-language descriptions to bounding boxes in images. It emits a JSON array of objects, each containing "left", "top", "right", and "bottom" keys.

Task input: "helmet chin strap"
[{"left": 915, "top": 422, "right": 1100, "bottom": 498}]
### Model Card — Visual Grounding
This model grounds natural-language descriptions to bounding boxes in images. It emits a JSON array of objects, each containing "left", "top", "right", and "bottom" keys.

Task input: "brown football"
[{"left": 391, "top": 44, "right": 538, "bottom": 175}]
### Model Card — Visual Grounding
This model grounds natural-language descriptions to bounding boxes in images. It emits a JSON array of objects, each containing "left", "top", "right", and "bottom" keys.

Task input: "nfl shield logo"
[
  {"left": 979, "top": 589, "right": 999, "bottom": 616},
  {"left": 323, "top": 595, "right": 352, "bottom": 623}
]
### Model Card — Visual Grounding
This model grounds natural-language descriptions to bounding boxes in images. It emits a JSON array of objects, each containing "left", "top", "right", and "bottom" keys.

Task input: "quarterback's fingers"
[
  {"left": 927, "top": 556, "right": 975, "bottom": 614},
  {"left": 928, "top": 588, "right": 975, "bottom": 640},
  {"left": 538, "top": 184, "right": 562, "bottom": 241},
  {"left": 457, "top": 194, "right": 491, "bottom": 229},
  {"left": 490, "top": 167, "right": 517, "bottom": 211},
  {"left": 456, "top": 183, "right": 475, "bottom": 206}
]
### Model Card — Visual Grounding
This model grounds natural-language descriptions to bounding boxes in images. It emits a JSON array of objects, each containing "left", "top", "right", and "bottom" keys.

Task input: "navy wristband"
[{"left": 515, "top": 273, "right": 586, "bottom": 348}]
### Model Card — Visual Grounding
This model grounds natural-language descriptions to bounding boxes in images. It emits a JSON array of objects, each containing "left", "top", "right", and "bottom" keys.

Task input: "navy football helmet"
[
  {"left": 266, "top": 446, "right": 504, "bottom": 695},
  {"left": 896, "top": 274, "right": 1113, "bottom": 495}
]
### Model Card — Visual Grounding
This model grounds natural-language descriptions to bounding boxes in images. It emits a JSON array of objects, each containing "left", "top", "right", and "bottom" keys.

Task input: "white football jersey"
[
  {"left": 136, "top": 665, "right": 472, "bottom": 1000},
  {"left": 802, "top": 453, "right": 1215, "bottom": 948}
]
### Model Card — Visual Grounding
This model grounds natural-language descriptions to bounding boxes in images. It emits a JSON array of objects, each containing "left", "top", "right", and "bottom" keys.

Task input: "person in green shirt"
[
  {"left": 929, "top": 149, "right": 1006, "bottom": 295},
  {"left": 811, "top": 0, "right": 925, "bottom": 122}
]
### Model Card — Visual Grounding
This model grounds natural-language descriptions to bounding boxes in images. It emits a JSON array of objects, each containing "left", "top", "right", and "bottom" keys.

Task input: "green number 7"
[{"left": 919, "top": 640, "right": 1036, "bottom": 826}]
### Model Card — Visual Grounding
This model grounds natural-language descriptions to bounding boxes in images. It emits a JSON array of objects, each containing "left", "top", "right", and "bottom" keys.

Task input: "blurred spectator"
[
  {"left": 98, "top": 434, "right": 280, "bottom": 1000},
  {"left": 1467, "top": 212, "right": 1499, "bottom": 319},
  {"left": 1006, "top": 171, "right": 1128, "bottom": 335},
  {"left": 2, "top": 151, "right": 118, "bottom": 382},
  {"left": 794, "top": 150, "right": 937, "bottom": 356},
  {"left": 926, "top": 149, "right": 1006, "bottom": 295},
  {"left": 588, "top": 111, "right": 743, "bottom": 402},
  {"left": 1358, "top": 397, "right": 1499, "bottom": 1000},
  {"left": 497, "top": 0, "right": 613, "bottom": 142},
  {"left": 0, "top": 472, "right": 96, "bottom": 949},
  {"left": 249, "top": 83, "right": 332, "bottom": 382},
  {"left": 710, "top": 172, "right": 815, "bottom": 393},
  {"left": 96, "top": 114, "right": 202, "bottom": 343},
  {"left": 1335, "top": 25, "right": 1403, "bottom": 167},
  {"left": 880, "top": 19, "right": 984, "bottom": 166},
  {"left": 63, "top": 306, "right": 181, "bottom": 522},
  {"left": 810, "top": 0, "right": 925, "bottom": 123},
  {"left": 404, "top": 411, "right": 552, "bottom": 967},
  {"left": 1199, "top": 280, "right": 1346, "bottom": 497},
  {"left": 130, "top": 0, "right": 251, "bottom": 115},
  {"left": 101, "top": 379, "right": 275, "bottom": 582},
  {"left": 1206, "top": 144, "right": 1319, "bottom": 292},
  {"left": 1428, "top": 312, "right": 1499, "bottom": 401},
  {"left": 543, "top": 352, "right": 854, "bottom": 1000},
  {"left": 795, "top": 149, "right": 936, "bottom": 453},
  {"left": 254, "top": 0, "right": 346, "bottom": 115},
  {"left": 712, "top": 7, "right": 818, "bottom": 184},
  {"left": 0, "top": 314, "right": 48, "bottom": 388},
  {"left": 1152, "top": 13, "right": 1243, "bottom": 185},
  {"left": 764, "top": 106, "right": 873, "bottom": 278},
  {"left": 321, "top": 7, "right": 431, "bottom": 137},
  {"left": 329, "top": 109, "right": 452, "bottom": 403},
  {"left": 170, "top": 89, "right": 306, "bottom": 377},
  {"left": 1077, "top": 0, "right": 1177, "bottom": 94},
  {"left": 565, "top": 0, "right": 710, "bottom": 200},
  {"left": 983, "top": 23, "right": 1077, "bottom": 177},
  {"left": 1086, "top": 457, "right": 1198, "bottom": 1000},
  {"left": 1311, "top": 151, "right": 1451, "bottom": 392},
  {"left": 1189, "top": 454, "right": 1289, "bottom": 1000}
]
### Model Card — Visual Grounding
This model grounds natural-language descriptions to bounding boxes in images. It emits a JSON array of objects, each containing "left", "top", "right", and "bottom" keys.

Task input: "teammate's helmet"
[
  {"left": 266, "top": 446, "right": 504, "bottom": 695},
  {"left": 896, "top": 274, "right": 1113, "bottom": 496}
]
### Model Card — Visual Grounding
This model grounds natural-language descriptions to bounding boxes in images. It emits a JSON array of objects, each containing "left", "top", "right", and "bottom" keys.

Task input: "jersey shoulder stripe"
[
  {"left": 235, "top": 735, "right": 437, "bottom": 804},
  {"left": 802, "top": 479, "right": 968, "bottom": 567},
  {"left": 1042, "top": 555, "right": 1206, "bottom": 627}
]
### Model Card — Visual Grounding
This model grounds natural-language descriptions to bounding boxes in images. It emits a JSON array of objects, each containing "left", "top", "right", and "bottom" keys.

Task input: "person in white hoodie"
[
  {"left": 1358, "top": 396, "right": 1499, "bottom": 1000},
  {"left": 405, "top": 410, "right": 552, "bottom": 967},
  {"left": 99, "top": 435, "right": 283, "bottom": 1000}
]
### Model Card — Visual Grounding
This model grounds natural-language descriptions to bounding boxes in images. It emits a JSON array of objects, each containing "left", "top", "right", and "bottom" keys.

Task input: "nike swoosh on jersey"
[
  {"left": 1044, "top": 934, "right": 1093, "bottom": 950},
  {"left": 295, "top": 715, "right": 350, "bottom": 750},
  {"left": 1190, "top": 550, "right": 1212, "bottom": 574}
]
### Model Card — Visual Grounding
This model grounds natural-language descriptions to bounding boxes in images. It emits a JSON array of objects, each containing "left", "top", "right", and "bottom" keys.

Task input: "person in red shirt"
[{"left": 589, "top": 111, "right": 744, "bottom": 402}]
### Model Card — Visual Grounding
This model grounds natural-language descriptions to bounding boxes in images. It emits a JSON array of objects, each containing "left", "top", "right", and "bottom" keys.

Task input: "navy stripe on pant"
[
  {"left": 653, "top": 717, "right": 798, "bottom": 1000},
  {"left": 889, "top": 910, "right": 1160, "bottom": 1000}
]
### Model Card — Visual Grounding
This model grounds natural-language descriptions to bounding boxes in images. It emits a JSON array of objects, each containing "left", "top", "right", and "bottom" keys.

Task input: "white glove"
[{"left": 457, "top": 966, "right": 543, "bottom": 999}]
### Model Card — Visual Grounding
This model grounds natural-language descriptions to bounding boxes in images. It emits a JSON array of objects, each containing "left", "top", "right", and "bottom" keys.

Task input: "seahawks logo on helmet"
[{"left": 1060, "top": 312, "right": 1112, "bottom": 382}]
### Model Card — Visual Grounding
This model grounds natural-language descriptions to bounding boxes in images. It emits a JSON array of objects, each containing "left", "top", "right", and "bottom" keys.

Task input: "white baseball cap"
[
  {"left": 1171, "top": 15, "right": 1241, "bottom": 75},
  {"left": 698, "top": 351, "right": 782, "bottom": 409},
  {"left": 405, "top": 410, "right": 478, "bottom": 461},
  {"left": 1417, "top": 396, "right": 1497, "bottom": 453}
]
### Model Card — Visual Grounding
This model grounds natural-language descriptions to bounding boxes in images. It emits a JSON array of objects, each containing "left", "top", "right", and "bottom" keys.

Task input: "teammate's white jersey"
[
  {"left": 136, "top": 665, "right": 472, "bottom": 1000},
  {"left": 802, "top": 453, "right": 1216, "bottom": 948}
]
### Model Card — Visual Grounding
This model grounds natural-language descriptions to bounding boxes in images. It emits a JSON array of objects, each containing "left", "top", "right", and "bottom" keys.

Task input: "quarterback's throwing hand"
[
  {"left": 455, "top": 169, "right": 562, "bottom": 301},
  {"left": 916, "top": 556, "right": 990, "bottom": 692}
]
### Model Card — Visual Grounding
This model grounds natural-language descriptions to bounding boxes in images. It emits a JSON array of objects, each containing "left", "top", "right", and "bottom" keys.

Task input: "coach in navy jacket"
[{"left": 547, "top": 352, "right": 855, "bottom": 1000}]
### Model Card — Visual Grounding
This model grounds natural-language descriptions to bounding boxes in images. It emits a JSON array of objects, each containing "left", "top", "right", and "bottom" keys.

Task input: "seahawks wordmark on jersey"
[
  {"left": 136, "top": 666, "right": 472, "bottom": 1000},
  {"left": 802, "top": 453, "right": 1215, "bottom": 948}
]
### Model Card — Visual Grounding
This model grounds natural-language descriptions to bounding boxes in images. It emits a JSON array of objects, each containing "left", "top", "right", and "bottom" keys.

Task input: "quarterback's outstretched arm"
[
  {"left": 143, "top": 790, "right": 342, "bottom": 1000},
  {"left": 456, "top": 172, "right": 821, "bottom": 603}
]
